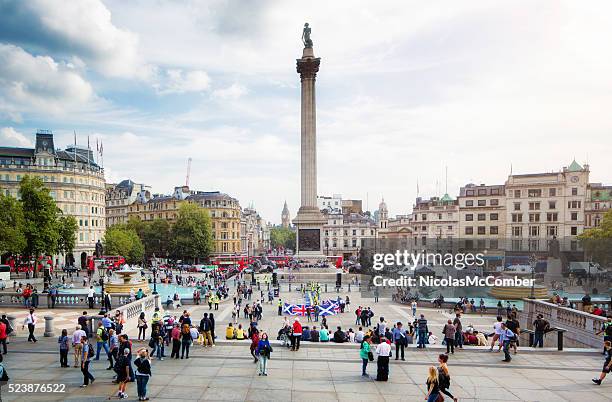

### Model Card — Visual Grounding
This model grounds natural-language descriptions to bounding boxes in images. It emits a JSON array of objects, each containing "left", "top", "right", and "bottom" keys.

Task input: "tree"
[
  {"left": 142, "top": 219, "right": 170, "bottom": 258},
  {"left": 19, "top": 176, "right": 60, "bottom": 275},
  {"left": 56, "top": 215, "right": 78, "bottom": 256},
  {"left": 270, "top": 226, "right": 296, "bottom": 250},
  {"left": 103, "top": 226, "right": 144, "bottom": 264},
  {"left": 578, "top": 210, "right": 612, "bottom": 267},
  {"left": 169, "top": 203, "right": 213, "bottom": 262},
  {"left": 0, "top": 193, "right": 26, "bottom": 256}
]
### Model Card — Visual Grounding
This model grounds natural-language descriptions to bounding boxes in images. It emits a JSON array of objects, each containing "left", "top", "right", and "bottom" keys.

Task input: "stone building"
[
  {"left": 242, "top": 207, "right": 271, "bottom": 255},
  {"left": 322, "top": 211, "right": 376, "bottom": 258},
  {"left": 458, "top": 183, "right": 506, "bottom": 247},
  {"left": 281, "top": 201, "right": 291, "bottom": 228},
  {"left": 409, "top": 194, "right": 459, "bottom": 248},
  {"left": 105, "top": 179, "right": 150, "bottom": 227},
  {"left": 0, "top": 130, "right": 106, "bottom": 267},
  {"left": 585, "top": 183, "right": 612, "bottom": 229}
]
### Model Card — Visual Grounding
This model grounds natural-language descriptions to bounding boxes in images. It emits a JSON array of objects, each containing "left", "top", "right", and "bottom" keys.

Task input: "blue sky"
[{"left": 1, "top": 0, "right": 611, "bottom": 223}]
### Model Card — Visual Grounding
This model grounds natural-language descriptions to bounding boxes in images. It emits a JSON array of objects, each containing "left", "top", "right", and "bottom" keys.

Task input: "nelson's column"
[{"left": 293, "top": 23, "right": 326, "bottom": 259}]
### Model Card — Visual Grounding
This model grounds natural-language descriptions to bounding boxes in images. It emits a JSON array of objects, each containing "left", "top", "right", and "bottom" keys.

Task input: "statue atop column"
[{"left": 302, "top": 23, "right": 313, "bottom": 48}]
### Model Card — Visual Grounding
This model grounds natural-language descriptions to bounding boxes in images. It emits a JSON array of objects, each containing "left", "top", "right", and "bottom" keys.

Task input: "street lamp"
[
  {"left": 529, "top": 253, "right": 537, "bottom": 299},
  {"left": 97, "top": 259, "right": 107, "bottom": 315},
  {"left": 152, "top": 266, "right": 158, "bottom": 295}
]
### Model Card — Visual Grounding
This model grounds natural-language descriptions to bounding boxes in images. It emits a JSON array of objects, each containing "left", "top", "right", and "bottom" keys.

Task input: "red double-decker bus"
[{"left": 268, "top": 255, "right": 291, "bottom": 268}]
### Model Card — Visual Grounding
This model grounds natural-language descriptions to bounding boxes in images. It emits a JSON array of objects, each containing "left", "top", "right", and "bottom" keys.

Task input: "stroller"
[{"left": 277, "top": 326, "right": 292, "bottom": 348}]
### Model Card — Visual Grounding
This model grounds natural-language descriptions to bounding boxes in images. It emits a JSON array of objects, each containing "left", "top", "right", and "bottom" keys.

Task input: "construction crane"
[{"left": 185, "top": 157, "right": 192, "bottom": 187}]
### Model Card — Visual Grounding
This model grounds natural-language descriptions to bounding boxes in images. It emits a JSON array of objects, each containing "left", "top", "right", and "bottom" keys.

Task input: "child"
[{"left": 592, "top": 341, "right": 612, "bottom": 385}]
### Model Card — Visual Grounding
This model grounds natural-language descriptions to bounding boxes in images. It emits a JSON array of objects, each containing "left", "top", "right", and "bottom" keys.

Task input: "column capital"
[{"left": 296, "top": 57, "right": 321, "bottom": 80}]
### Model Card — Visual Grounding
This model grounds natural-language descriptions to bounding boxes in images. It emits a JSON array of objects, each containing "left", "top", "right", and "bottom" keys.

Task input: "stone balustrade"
[
  {"left": 0, "top": 291, "right": 133, "bottom": 309},
  {"left": 518, "top": 298, "right": 607, "bottom": 348}
]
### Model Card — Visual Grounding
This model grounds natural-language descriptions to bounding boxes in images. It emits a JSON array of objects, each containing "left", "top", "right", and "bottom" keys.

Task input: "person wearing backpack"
[
  {"left": 114, "top": 348, "right": 131, "bottom": 399},
  {"left": 95, "top": 321, "right": 110, "bottom": 360},
  {"left": 80, "top": 335, "right": 95, "bottom": 387},
  {"left": 256, "top": 332, "right": 273, "bottom": 376}
]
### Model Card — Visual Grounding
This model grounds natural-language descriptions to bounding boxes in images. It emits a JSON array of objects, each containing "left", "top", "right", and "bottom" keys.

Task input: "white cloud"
[
  {"left": 154, "top": 69, "right": 211, "bottom": 95},
  {"left": 0, "top": 44, "right": 93, "bottom": 115},
  {"left": 212, "top": 83, "right": 248, "bottom": 100},
  {"left": 0, "top": 127, "right": 33, "bottom": 147}
]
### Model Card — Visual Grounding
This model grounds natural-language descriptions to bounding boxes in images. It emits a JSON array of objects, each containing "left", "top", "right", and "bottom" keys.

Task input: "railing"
[
  {"left": 519, "top": 298, "right": 607, "bottom": 349},
  {"left": 0, "top": 292, "right": 133, "bottom": 309}
]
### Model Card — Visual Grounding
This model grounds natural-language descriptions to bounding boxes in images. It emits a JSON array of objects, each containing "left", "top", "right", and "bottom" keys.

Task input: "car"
[{"left": 62, "top": 265, "right": 80, "bottom": 273}]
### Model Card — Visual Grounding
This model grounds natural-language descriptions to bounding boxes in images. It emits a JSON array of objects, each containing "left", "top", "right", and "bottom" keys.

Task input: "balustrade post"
[{"left": 43, "top": 316, "right": 55, "bottom": 337}]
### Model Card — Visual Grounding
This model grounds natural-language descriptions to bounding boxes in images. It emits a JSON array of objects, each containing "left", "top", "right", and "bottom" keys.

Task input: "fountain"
[{"left": 105, "top": 267, "right": 151, "bottom": 295}]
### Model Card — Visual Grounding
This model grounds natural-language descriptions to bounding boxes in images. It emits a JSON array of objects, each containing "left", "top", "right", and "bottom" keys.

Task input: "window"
[
  {"left": 490, "top": 199, "right": 499, "bottom": 206},
  {"left": 568, "top": 201, "right": 581, "bottom": 209},
  {"left": 490, "top": 239, "right": 499, "bottom": 249},
  {"left": 465, "top": 227, "right": 473, "bottom": 235},
  {"left": 549, "top": 188, "right": 556, "bottom": 197},
  {"left": 477, "top": 226, "right": 486, "bottom": 235},
  {"left": 572, "top": 188, "right": 578, "bottom": 196},
  {"left": 548, "top": 201, "right": 556, "bottom": 209},
  {"left": 491, "top": 188, "right": 500, "bottom": 195},
  {"left": 512, "top": 227, "right": 522, "bottom": 237},
  {"left": 343, "top": 240, "right": 348, "bottom": 248},
  {"left": 528, "top": 189, "right": 542, "bottom": 198},
  {"left": 546, "top": 213, "right": 558, "bottom": 222},
  {"left": 528, "top": 202, "right": 540, "bottom": 210},
  {"left": 447, "top": 225, "right": 453, "bottom": 230},
  {"left": 490, "top": 226, "right": 499, "bottom": 235},
  {"left": 514, "top": 190, "right": 521, "bottom": 198},
  {"left": 570, "top": 212, "right": 578, "bottom": 221},
  {"left": 477, "top": 200, "right": 486, "bottom": 206},
  {"left": 529, "top": 239, "right": 539, "bottom": 251},
  {"left": 512, "top": 239, "right": 522, "bottom": 250},
  {"left": 352, "top": 239, "right": 357, "bottom": 247},
  {"left": 465, "top": 214, "right": 473, "bottom": 221},
  {"left": 514, "top": 202, "right": 521, "bottom": 211},
  {"left": 466, "top": 190, "right": 475, "bottom": 196},
  {"left": 490, "top": 213, "right": 498, "bottom": 221},
  {"left": 547, "top": 226, "right": 558, "bottom": 237},
  {"left": 465, "top": 200, "right": 473, "bottom": 207},
  {"left": 570, "top": 226, "right": 578, "bottom": 236},
  {"left": 529, "top": 213, "right": 540, "bottom": 222},
  {"left": 477, "top": 214, "right": 486, "bottom": 221},
  {"left": 511, "top": 213, "right": 522, "bottom": 223},
  {"left": 438, "top": 213, "right": 442, "bottom": 219},
  {"left": 421, "top": 214, "right": 426, "bottom": 220},
  {"left": 529, "top": 226, "right": 540, "bottom": 237},
  {"left": 478, "top": 189, "right": 486, "bottom": 196}
]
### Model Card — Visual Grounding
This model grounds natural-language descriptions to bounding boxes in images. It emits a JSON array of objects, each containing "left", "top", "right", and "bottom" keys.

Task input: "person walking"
[
  {"left": 360, "top": 335, "right": 372, "bottom": 377},
  {"left": 411, "top": 300, "right": 417, "bottom": 317},
  {"left": 392, "top": 322, "right": 406, "bottom": 361},
  {"left": 438, "top": 354, "right": 458, "bottom": 402},
  {"left": 250, "top": 327, "right": 260, "bottom": 363},
  {"left": 489, "top": 316, "right": 504, "bottom": 352},
  {"left": 22, "top": 308, "right": 37, "bottom": 342},
  {"left": 115, "top": 348, "right": 130, "bottom": 399},
  {"left": 532, "top": 314, "right": 549, "bottom": 348},
  {"left": 80, "top": 335, "right": 95, "bottom": 387},
  {"left": 453, "top": 313, "right": 463, "bottom": 350},
  {"left": 443, "top": 319, "right": 456, "bottom": 355},
  {"left": 499, "top": 322, "right": 515, "bottom": 362},
  {"left": 425, "top": 366, "right": 440, "bottom": 402},
  {"left": 137, "top": 312, "right": 147, "bottom": 341},
  {"left": 94, "top": 321, "right": 110, "bottom": 360},
  {"left": 375, "top": 337, "right": 391, "bottom": 381},
  {"left": 134, "top": 348, "right": 152, "bottom": 401},
  {"left": 87, "top": 286, "right": 95, "bottom": 309},
  {"left": 58, "top": 329, "right": 70, "bottom": 368},
  {"left": 256, "top": 332, "right": 272, "bottom": 376},
  {"left": 72, "top": 325, "right": 86, "bottom": 368},
  {"left": 108, "top": 329, "right": 119, "bottom": 370},
  {"left": 592, "top": 340, "right": 612, "bottom": 385}
]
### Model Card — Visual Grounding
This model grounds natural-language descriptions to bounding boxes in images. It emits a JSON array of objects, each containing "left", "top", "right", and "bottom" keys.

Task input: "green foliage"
[
  {"left": 19, "top": 175, "right": 61, "bottom": 257},
  {"left": 103, "top": 225, "right": 144, "bottom": 264},
  {"left": 270, "top": 226, "right": 296, "bottom": 250},
  {"left": 142, "top": 219, "right": 170, "bottom": 258},
  {"left": 578, "top": 210, "right": 612, "bottom": 267},
  {"left": 0, "top": 193, "right": 26, "bottom": 255},
  {"left": 169, "top": 203, "right": 213, "bottom": 262},
  {"left": 56, "top": 215, "right": 78, "bottom": 255}
]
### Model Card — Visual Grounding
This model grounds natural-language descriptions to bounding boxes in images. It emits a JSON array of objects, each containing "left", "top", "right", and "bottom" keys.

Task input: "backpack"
[
  {"left": 438, "top": 368, "right": 450, "bottom": 389},
  {"left": 100, "top": 328, "right": 109, "bottom": 342},
  {"left": 0, "top": 364, "right": 8, "bottom": 382}
]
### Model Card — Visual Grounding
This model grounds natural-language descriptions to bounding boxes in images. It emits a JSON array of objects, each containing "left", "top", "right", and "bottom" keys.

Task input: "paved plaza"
[{"left": 1, "top": 287, "right": 610, "bottom": 401}]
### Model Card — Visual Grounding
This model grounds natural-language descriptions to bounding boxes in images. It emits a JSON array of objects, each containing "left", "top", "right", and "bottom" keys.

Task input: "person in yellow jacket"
[
  {"left": 226, "top": 323, "right": 235, "bottom": 339},
  {"left": 235, "top": 324, "right": 245, "bottom": 340},
  {"left": 151, "top": 307, "right": 161, "bottom": 325}
]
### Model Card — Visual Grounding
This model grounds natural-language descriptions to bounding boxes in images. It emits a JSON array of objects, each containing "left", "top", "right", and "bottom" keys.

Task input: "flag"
[
  {"left": 100, "top": 141, "right": 103, "bottom": 156},
  {"left": 318, "top": 302, "right": 339, "bottom": 316}
]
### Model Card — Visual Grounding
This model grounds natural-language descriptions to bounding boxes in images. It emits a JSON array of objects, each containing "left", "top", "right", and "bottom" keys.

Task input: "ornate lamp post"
[
  {"left": 529, "top": 253, "right": 537, "bottom": 299},
  {"left": 97, "top": 259, "right": 107, "bottom": 315}
]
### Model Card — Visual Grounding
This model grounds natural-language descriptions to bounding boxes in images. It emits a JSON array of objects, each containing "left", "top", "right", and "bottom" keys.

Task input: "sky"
[{"left": 1, "top": 0, "right": 611, "bottom": 224}]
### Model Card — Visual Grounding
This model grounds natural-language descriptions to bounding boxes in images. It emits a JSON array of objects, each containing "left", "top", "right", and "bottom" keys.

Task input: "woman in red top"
[{"left": 292, "top": 318, "right": 303, "bottom": 351}]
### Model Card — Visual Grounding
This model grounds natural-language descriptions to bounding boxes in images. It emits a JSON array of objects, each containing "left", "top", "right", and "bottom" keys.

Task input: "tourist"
[
  {"left": 149, "top": 323, "right": 163, "bottom": 360},
  {"left": 438, "top": 354, "right": 458, "bottom": 402},
  {"left": 199, "top": 313, "right": 213, "bottom": 347},
  {"left": 256, "top": 332, "right": 272, "bottom": 376},
  {"left": 165, "top": 295, "right": 172, "bottom": 309},
  {"left": 333, "top": 326, "right": 346, "bottom": 343},
  {"left": 250, "top": 327, "right": 260, "bottom": 363},
  {"left": 87, "top": 286, "right": 95, "bottom": 309},
  {"left": 115, "top": 348, "right": 131, "bottom": 398},
  {"left": 375, "top": 336, "right": 391, "bottom": 381},
  {"left": 311, "top": 326, "right": 319, "bottom": 342},
  {"left": 22, "top": 308, "right": 37, "bottom": 342},
  {"left": 0, "top": 317, "right": 7, "bottom": 355},
  {"left": 78, "top": 311, "right": 89, "bottom": 338},
  {"left": 411, "top": 300, "right": 417, "bottom": 317},
  {"left": 72, "top": 325, "right": 86, "bottom": 368},
  {"left": 108, "top": 328, "right": 119, "bottom": 370},
  {"left": 236, "top": 324, "right": 245, "bottom": 340},
  {"left": 136, "top": 288, "right": 144, "bottom": 300},
  {"left": 134, "top": 348, "right": 152, "bottom": 401},
  {"left": 291, "top": 318, "right": 302, "bottom": 351},
  {"left": 302, "top": 326, "right": 312, "bottom": 341},
  {"left": 137, "top": 312, "right": 147, "bottom": 341},
  {"left": 489, "top": 316, "right": 504, "bottom": 352},
  {"left": 151, "top": 307, "right": 161, "bottom": 327},
  {"left": 80, "top": 335, "right": 95, "bottom": 387},
  {"left": 417, "top": 314, "right": 428, "bottom": 349},
  {"left": 58, "top": 329, "right": 70, "bottom": 367},
  {"left": 428, "top": 332, "right": 438, "bottom": 345},
  {"left": 499, "top": 322, "right": 515, "bottom": 362},
  {"left": 348, "top": 328, "right": 355, "bottom": 343},
  {"left": 425, "top": 366, "right": 440, "bottom": 402},
  {"left": 360, "top": 335, "right": 372, "bottom": 377},
  {"left": 171, "top": 323, "right": 181, "bottom": 359},
  {"left": 355, "top": 306, "right": 362, "bottom": 325},
  {"left": 130, "top": 289, "right": 136, "bottom": 302},
  {"left": 180, "top": 324, "right": 192, "bottom": 359},
  {"left": 103, "top": 291, "right": 112, "bottom": 312},
  {"left": 320, "top": 326, "right": 330, "bottom": 342},
  {"left": 355, "top": 326, "right": 365, "bottom": 343},
  {"left": 117, "top": 334, "right": 135, "bottom": 382},
  {"left": 453, "top": 313, "right": 463, "bottom": 350},
  {"left": 226, "top": 323, "right": 235, "bottom": 339},
  {"left": 592, "top": 341, "right": 612, "bottom": 385},
  {"left": 392, "top": 322, "right": 406, "bottom": 361},
  {"left": 596, "top": 316, "right": 612, "bottom": 354},
  {"left": 443, "top": 319, "right": 456, "bottom": 354},
  {"left": 94, "top": 321, "right": 109, "bottom": 360},
  {"left": 505, "top": 313, "right": 521, "bottom": 354},
  {"left": 209, "top": 312, "right": 216, "bottom": 344}
]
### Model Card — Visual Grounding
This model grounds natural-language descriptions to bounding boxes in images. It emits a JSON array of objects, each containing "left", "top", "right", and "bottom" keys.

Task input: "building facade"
[
  {"left": 409, "top": 194, "right": 459, "bottom": 247},
  {"left": 281, "top": 201, "right": 290, "bottom": 228},
  {"left": 105, "top": 179, "right": 150, "bottom": 227},
  {"left": 458, "top": 183, "right": 506, "bottom": 249},
  {"left": 189, "top": 191, "right": 242, "bottom": 255},
  {"left": 242, "top": 207, "right": 271, "bottom": 255},
  {"left": 504, "top": 161, "right": 589, "bottom": 251},
  {"left": 0, "top": 130, "right": 106, "bottom": 267},
  {"left": 585, "top": 183, "right": 612, "bottom": 229}
]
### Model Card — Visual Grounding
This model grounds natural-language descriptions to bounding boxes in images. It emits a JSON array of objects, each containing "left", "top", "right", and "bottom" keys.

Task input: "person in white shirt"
[
  {"left": 87, "top": 286, "right": 95, "bottom": 309},
  {"left": 489, "top": 316, "right": 504, "bottom": 352},
  {"left": 375, "top": 338, "right": 392, "bottom": 381},
  {"left": 411, "top": 301, "right": 417, "bottom": 317},
  {"left": 355, "top": 327, "right": 365, "bottom": 343},
  {"left": 428, "top": 332, "right": 438, "bottom": 345},
  {"left": 22, "top": 308, "right": 37, "bottom": 342},
  {"left": 72, "top": 325, "right": 87, "bottom": 367}
]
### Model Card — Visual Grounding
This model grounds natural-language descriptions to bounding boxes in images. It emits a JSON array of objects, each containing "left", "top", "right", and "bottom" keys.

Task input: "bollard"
[
  {"left": 325, "top": 283, "right": 328, "bottom": 292},
  {"left": 43, "top": 316, "right": 55, "bottom": 337},
  {"left": 529, "top": 332, "right": 534, "bottom": 347},
  {"left": 257, "top": 282, "right": 260, "bottom": 291},
  {"left": 348, "top": 284, "right": 351, "bottom": 292},
  {"left": 7, "top": 315, "right": 16, "bottom": 333},
  {"left": 289, "top": 284, "right": 292, "bottom": 292},
  {"left": 557, "top": 330, "right": 565, "bottom": 351}
]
